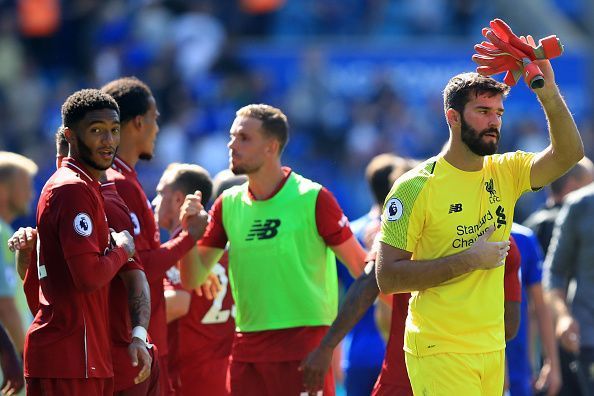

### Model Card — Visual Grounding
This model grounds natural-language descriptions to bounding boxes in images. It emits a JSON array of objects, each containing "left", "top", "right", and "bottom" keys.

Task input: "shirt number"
[{"left": 201, "top": 263, "right": 235, "bottom": 324}]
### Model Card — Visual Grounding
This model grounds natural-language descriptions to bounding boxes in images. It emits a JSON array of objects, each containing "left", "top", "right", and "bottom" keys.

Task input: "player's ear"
[
  {"left": 132, "top": 114, "right": 143, "bottom": 130},
  {"left": 63, "top": 127, "right": 75, "bottom": 144},
  {"left": 174, "top": 189, "right": 186, "bottom": 205},
  {"left": 446, "top": 108, "right": 461, "bottom": 128},
  {"left": 266, "top": 138, "right": 280, "bottom": 157}
]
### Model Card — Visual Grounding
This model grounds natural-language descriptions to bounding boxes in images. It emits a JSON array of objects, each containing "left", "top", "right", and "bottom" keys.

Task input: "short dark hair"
[
  {"left": 61, "top": 89, "right": 119, "bottom": 129},
  {"left": 365, "top": 154, "right": 406, "bottom": 206},
  {"left": 101, "top": 77, "right": 153, "bottom": 124},
  {"left": 443, "top": 72, "right": 510, "bottom": 115},
  {"left": 164, "top": 163, "right": 213, "bottom": 204},
  {"left": 236, "top": 104, "right": 289, "bottom": 154}
]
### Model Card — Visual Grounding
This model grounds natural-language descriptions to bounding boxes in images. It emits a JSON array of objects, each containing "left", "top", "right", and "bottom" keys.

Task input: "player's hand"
[
  {"left": 112, "top": 230, "right": 135, "bottom": 259},
  {"left": 465, "top": 227, "right": 510, "bottom": 270},
  {"left": 521, "top": 35, "right": 558, "bottom": 98},
  {"left": 0, "top": 343, "right": 23, "bottom": 396},
  {"left": 180, "top": 191, "right": 209, "bottom": 241},
  {"left": 556, "top": 314, "right": 580, "bottom": 354},
  {"left": 299, "top": 345, "right": 332, "bottom": 394},
  {"left": 195, "top": 272, "right": 222, "bottom": 300},
  {"left": 534, "top": 359, "right": 562, "bottom": 396},
  {"left": 128, "top": 338, "right": 152, "bottom": 385},
  {"left": 7, "top": 227, "right": 37, "bottom": 253}
]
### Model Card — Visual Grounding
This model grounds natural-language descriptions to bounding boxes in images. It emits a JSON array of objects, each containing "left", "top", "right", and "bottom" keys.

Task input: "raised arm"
[{"left": 527, "top": 39, "right": 584, "bottom": 189}]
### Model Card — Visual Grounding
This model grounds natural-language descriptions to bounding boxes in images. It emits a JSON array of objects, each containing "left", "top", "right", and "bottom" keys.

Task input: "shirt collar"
[
  {"left": 112, "top": 156, "right": 136, "bottom": 177},
  {"left": 61, "top": 157, "right": 100, "bottom": 186},
  {"left": 247, "top": 167, "right": 292, "bottom": 201}
]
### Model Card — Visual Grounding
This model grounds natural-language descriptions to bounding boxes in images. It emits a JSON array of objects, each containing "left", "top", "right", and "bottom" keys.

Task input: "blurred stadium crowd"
[{"left": 0, "top": 0, "right": 592, "bottom": 221}]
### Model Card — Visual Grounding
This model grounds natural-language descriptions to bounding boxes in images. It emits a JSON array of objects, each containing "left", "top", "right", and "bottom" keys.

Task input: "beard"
[
  {"left": 460, "top": 116, "right": 500, "bottom": 156},
  {"left": 230, "top": 164, "right": 250, "bottom": 175},
  {"left": 76, "top": 134, "right": 115, "bottom": 171},
  {"left": 139, "top": 152, "right": 153, "bottom": 161},
  {"left": 230, "top": 156, "right": 261, "bottom": 175}
]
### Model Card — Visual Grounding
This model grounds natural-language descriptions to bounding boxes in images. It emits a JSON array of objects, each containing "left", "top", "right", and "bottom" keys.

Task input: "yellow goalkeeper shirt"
[{"left": 381, "top": 151, "right": 535, "bottom": 356}]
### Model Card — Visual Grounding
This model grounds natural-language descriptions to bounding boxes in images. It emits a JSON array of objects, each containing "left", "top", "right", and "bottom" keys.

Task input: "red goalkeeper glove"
[
  {"left": 472, "top": 41, "right": 524, "bottom": 86},
  {"left": 476, "top": 19, "right": 564, "bottom": 89},
  {"left": 489, "top": 19, "right": 563, "bottom": 61}
]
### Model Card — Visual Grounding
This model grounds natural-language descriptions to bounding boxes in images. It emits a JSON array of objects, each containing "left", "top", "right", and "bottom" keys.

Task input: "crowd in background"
[{"left": 0, "top": 0, "right": 592, "bottom": 223}]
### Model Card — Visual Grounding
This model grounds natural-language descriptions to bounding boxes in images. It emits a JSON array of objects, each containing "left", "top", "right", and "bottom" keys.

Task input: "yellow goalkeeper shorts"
[{"left": 405, "top": 349, "right": 504, "bottom": 396}]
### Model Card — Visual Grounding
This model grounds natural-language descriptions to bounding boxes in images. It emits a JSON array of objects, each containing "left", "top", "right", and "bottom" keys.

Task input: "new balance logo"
[
  {"left": 246, "top": 219, "right": 281, "bottom": 241},
  {"left": 449, "top": 204, "right": 462, "bottom": 213}
]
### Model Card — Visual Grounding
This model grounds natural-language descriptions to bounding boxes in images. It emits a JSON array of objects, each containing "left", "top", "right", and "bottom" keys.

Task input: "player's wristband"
[{"left": 131, "top": 326, "right": 152, "bottom": 348}]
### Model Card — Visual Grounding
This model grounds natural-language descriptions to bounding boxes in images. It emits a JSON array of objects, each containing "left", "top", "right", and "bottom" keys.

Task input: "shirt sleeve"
[
  {"left": 23, "top": 249, "right": 39, "bottom": 315},
  {"left": 543, "top": 198, "right": 580, "bottom": 291},
  {"left": 104, "top": 198, "right": 144, "bottom": 273},
  {"left": 55, "top": 185, "right": 129, "bottom": 292},
  {"left": 504, "top": 236, "right": 522, "bottom": 302},
  {"left": 500, "top": 150, "right": 537, "bottom": 198},
  {"left": 198, "top": 196, "right": 228, "bottom": 249},
  {"left": 138, "top": 231, "right": 195, "bottom": 283},
  {"left": 381, "top": 175, "right": 427, "bottom": 252},
  {"left": 315, "top": 187, "right": 352, "bottom": 246}
]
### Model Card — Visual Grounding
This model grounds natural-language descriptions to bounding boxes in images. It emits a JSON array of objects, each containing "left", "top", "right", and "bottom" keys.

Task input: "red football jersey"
[
  {"left": 24, "top": 158, "right": 129, "bottom": 378},
  {"left": 108, "top": 158, "right": 195, "bottom": 358},
  {"left": 164, "top": 249, "right": 235, "bottom": 364},
  {"left": 372, "top": 236, "right": 522, "bottom": 392}
]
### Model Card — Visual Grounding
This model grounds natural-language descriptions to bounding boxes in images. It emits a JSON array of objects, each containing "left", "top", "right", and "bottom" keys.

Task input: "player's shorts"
[
  {"left": 26, "top": 377, "right": 113, "bottom": 396},
  {"left": 177, "top": 355, "right": 229, "bottom": 396},
  {"left": 371, "top": 380, "right": 413, "bottom": 396},
  {"left": 405, "top": 350, "right": 504, "bottom": 396},
  {"left": 229, "top": 359, "right": 335, "bottom": 396}
]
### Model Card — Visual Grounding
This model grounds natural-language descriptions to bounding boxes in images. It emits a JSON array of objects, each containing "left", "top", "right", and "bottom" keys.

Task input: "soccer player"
[
  {"left": 179, "top": 104, "right": 367, "bottom": 395},
  {"left": 376, "top": 62, "right": 583, "bottom": 393},
  {"left": 12, "top": 128, "right": 159, "bottom": 395},
  {"left": 300, "top": 225, "right": 521, "bottom": 396},
  {"left": 0, "top": 151, "right": 37, "bottom": 354},
  {"left": 24, "top": 89, "right": 135, "bottom": 395},
  {"left": 102, "top": 77, "right": 208, "bottom": 395},
  {"left": 159, "top": 164, "right": 236, "bottom": 396}
]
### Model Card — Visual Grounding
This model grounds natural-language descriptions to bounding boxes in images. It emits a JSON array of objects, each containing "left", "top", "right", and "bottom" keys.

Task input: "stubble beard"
[
  {"left": 76, "top": 134, "right": 115, "bottom": 171},
  {"left": 460, "top": 116, "right": 500, "bottom": 156}
]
